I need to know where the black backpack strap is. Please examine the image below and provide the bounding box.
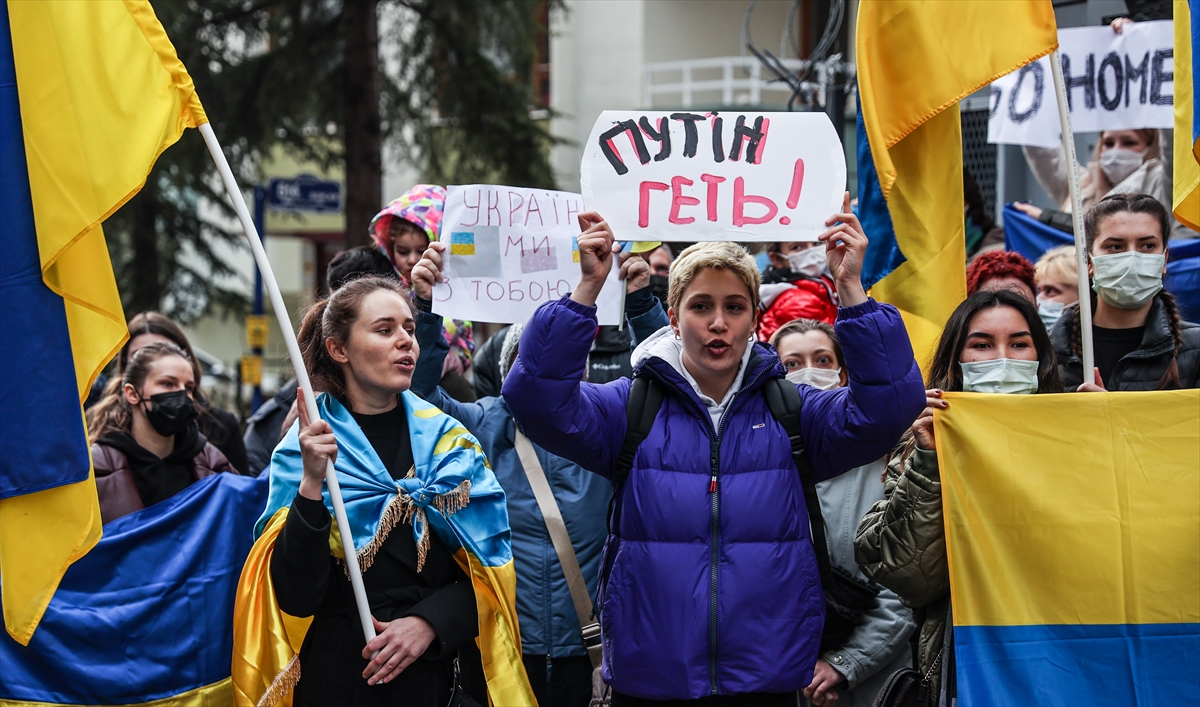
[762,377,835,589]
[614,376,664,491]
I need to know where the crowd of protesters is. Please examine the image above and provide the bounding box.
[77,90,1199,705]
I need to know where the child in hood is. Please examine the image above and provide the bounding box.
[371,185,477,402]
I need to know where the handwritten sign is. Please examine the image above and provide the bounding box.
[580,111,846,242]
[988,21,1173,148]
[432,185,623,325]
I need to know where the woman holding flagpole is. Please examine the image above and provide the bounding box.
[232,275,535,707]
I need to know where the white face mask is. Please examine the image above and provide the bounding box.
[785,246,827,279]
[1099,147,1144,185]
[1035,297,1065,332]
[1091,252,1165,309]
[959,358,1040,395]
[786,366,842,390]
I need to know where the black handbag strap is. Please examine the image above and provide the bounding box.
[761,377,836,590]
[615,376,664,491]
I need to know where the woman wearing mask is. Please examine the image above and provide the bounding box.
[1051,193,1200,390]
[235,276,532,706]
[120,312,250,474]
[1032,246,1079,332]
[854,289,1064,706]
[758,241,838,341]
[370,185,477,402]
[503,196,925,705]
[87,342,236,524]
[770,320,916,707]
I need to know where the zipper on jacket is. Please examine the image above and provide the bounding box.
[646,362,775,696]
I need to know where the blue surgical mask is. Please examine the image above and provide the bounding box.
[959,358,1040,395]
[1036,297,1065,332]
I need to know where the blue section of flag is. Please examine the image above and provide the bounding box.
[0,473,269,703]
[451,231,475,246]
[1193,0,1199,145]
[855,91,905,290]
[0,5,90,499]
[1001,202,1072,263]
[956,623,1200,707]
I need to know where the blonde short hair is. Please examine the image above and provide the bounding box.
[1034,245,1077,286]
[668,242,761,313]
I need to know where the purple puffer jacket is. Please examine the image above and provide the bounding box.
[503,295,924,700]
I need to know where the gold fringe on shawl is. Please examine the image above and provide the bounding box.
[255,655,301,707]
[337,469,473,576]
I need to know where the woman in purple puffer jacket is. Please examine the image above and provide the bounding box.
[502,197,925,706]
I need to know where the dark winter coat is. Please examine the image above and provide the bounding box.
[1051,298,1200,390]
[502,295,924,700]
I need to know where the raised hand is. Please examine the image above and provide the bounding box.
[410,242,446,301]
[819,191,869,307]
[619,251,651,294]
[571,211,620,307]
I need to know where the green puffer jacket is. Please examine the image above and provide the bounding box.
[854,447,950,702]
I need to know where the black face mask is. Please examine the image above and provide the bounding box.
[649,274,669,305]
[140,389,197,437]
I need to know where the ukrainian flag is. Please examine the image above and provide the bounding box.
[0,0,206,644]
[855,1,1057,364]
[1175,0,1200,231]
[937,392,1200,706]
[233,392,535,706]
[0,474,270,706]
[452,231,477,255]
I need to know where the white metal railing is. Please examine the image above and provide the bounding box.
[643,56,809,109]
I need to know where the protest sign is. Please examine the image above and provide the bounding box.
[988,20,1174,147]
[432,185,623,325]
[581,111,846,242]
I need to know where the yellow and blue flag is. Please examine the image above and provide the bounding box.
[233,392,536,706]
[0,0,207,644]
[0,473,270,706]
[855,1,1058,364]
[936,391,1200,706]
[1175,0,1200,231]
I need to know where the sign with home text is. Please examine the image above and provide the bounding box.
[432,185,623,325]
[581,111,846,242]
[988,21,1174,148]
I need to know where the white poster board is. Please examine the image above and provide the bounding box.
[431,185,622,325]
[581,111,846,242]
[988,20,1174,147]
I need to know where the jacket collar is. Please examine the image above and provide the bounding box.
[1053,297,1175,363]
[632,333,784,415]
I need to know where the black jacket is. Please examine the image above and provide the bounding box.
[1051,298,1200,390]
[243,379,298,475]
[271,495,482,706]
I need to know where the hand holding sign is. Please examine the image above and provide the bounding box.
[819,192,868,307]
[571,212,621,308]
[411,242,446,300]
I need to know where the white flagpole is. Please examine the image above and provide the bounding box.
[1048,49,1096,378]
[198,122,377,644]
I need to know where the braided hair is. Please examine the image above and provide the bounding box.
[1070,193,1181,389]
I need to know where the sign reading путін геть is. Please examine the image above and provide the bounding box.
[432,185,623,325]
[580,111,846,242]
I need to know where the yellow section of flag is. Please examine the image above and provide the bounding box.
[2,0,206,644]
[856,0,1058,365]
[1174,0,1199,231]
[936,391,1200,628]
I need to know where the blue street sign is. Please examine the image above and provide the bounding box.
[265,174,342,213]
